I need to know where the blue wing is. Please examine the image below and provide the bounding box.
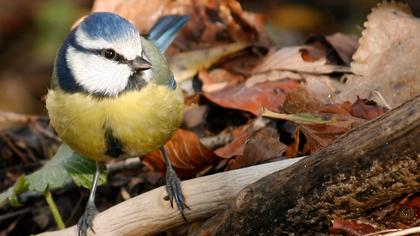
[147,15,189,52]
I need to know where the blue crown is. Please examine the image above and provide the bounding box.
[80,12,139,42]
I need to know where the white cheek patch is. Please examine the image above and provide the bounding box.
[67,46,132,96]
[75,28,142,60]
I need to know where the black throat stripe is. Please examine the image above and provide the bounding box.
[104,127,125,158]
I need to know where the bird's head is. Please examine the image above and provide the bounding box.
[55,12,153,97]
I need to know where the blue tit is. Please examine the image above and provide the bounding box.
[45,12,188,235]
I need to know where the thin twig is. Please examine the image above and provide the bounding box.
[44,189,65,230]
[0,132,30,162]
[106,157,143,174]
[0,207,32,221]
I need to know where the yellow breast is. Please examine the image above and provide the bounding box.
[46,84,184,161]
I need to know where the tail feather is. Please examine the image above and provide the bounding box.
[147,15,189,52]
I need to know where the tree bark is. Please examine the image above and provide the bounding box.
[194,95,420,236]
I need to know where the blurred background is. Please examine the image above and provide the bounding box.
[0,0,419,117]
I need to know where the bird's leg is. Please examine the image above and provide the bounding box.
[160,147,189,221]
[77,161,101,236]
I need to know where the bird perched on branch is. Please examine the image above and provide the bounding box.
[46,12,189,236]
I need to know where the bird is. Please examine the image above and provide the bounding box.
[45,12,189,235]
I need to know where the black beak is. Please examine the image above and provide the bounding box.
[129,56,152,71]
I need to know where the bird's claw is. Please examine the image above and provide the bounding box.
[77,204,98,236]
[165,167,189,222]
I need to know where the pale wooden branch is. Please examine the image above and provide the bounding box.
[36,157,304,236]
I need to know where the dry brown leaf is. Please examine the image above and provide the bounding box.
[246,70,342,107]
[244,45,348,107]
[263,101,373,153]
[330,216,378,236]
[303,74,342,104]
[305,34,358,66]
[169,42,248,82]
[319,102,353,116]
[338,1,420,107]
[349,97,387,120]
[219,46,269,77]
[199,68,244,93]
[93,0,187,34]
[225,125,286,170]
[299,45,325,62]
[325,33,358,65]
[92,0,269,52]
[225,0,269,44]
[214,123,254,159]
[252,46,351,75]
[282,85,324,114]
[404,194,420,214]
[245,70,303,88]
[284,127,301,158]
[264,92,385,154]
[298,100,375,152]
[203,80,300,116]
[143,129,221,178]
[300,120,356,152]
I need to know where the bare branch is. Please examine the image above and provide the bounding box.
[36,157,303,236]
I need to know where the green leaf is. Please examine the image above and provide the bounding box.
[63,151,106,189]
[1,144,107,208]
[0,192,7,207]
[0,176,28,207]
[26,144,72,192]
[25,143,106,191]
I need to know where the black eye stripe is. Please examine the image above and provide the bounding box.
[68,38,130,65]
[114,54,127,63]
[101,49,129,64]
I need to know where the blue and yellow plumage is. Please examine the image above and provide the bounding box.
[45,12,188,235]
[46,37,184,161]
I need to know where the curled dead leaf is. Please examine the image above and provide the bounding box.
[306,33,358,66]
[338,1,420,107]
[214,124,253,159]
[225,125,287,170]
[143,129,221,178]
[203,80,300,116]
[252,46,351,75]
[325,33,358,65]
[350,97,387,120]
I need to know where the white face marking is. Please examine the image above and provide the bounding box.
[67,46,132,96]
[67,27,147,96]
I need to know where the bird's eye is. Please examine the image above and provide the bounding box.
[102,49,116,60]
